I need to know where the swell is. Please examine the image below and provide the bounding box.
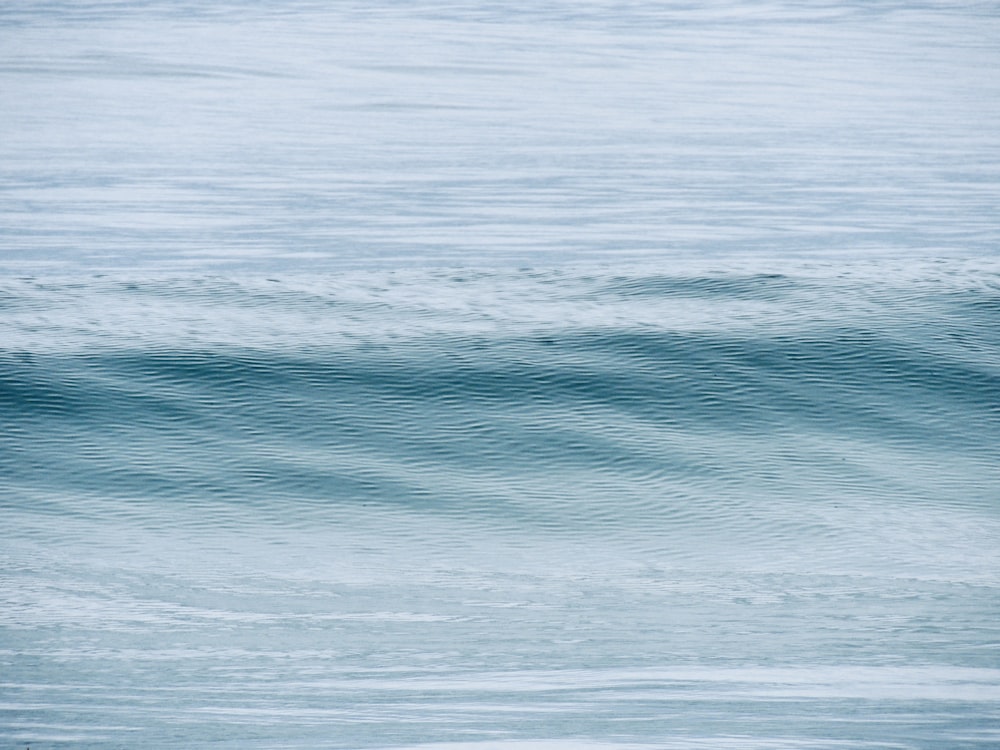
[3,286,998,530]
[2,264,999,591]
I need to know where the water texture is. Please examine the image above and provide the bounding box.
[1,1,999,270]
[2,1,1000,748]
[2,261,1000,748]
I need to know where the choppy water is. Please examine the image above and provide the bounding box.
[3,1,1000,749]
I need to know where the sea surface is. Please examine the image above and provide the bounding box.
[2,2,1000,750]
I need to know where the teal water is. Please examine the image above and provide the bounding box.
[2,260,1000,748]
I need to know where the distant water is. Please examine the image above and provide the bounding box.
[3,2,1000,750]
[1,0,999,271]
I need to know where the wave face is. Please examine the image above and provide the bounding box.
[2,259,1000,749]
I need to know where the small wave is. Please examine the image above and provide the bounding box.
[3,261,998,585]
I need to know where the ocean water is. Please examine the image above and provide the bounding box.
[3,262,1000,748]
[2,0,999,270]
[2,2,1000,750]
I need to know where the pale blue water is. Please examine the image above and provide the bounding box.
[2,0,999,270]
[2,2,1000,750]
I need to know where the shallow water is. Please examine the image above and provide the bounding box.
[2,1,1000,749]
